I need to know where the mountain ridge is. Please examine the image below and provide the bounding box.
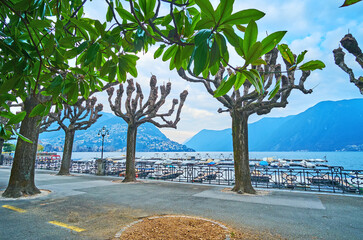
[185,99,363,152]
[40,112,194,152]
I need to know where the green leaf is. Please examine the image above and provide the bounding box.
[194,29,212,46]
[44,35,55,57]
[115,7,136,22]
[7,111,26,125]
[261,31,287,56]
[118,57,128,82]
[251,58,267,65]
[243,20,258,57]
[70,19,98,39]
[14,130,33,144]
[108,64,117,82]
[277,44,295,65]
[245,42,263,66]
[340,0,362,7]
[296,50,308,65]
[209,39,220,67]
[250,69,264,93]
[215,33,227,58]
[193,42,209,76]
[234,72,246,89]
[83,43,100,66]
[145,0,156,19]
[154,44,166,59]
[214,74,237,97]
[195,18,215,30]
[29,104,46,118]
[139,0,147,15]
[162,45,177,61]
[222,26,240,47]
[268,77,281,100]
[29,19,52,29]
[243,70,261,93]
[106,3,114,22]
[195,0,216,21]
[13,0,31,11]
[299,60,326,71]
[58,36,83,48]
[100,60,112,77]
[216,0,234,24]
[0,75,22,94]
[221,9,265,25]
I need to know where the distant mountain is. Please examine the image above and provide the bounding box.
[185,99,363,151]
[40,112,194,152]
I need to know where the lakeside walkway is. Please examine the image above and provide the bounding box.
[0,167,362,239]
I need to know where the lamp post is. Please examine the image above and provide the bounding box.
[98,126,109,160]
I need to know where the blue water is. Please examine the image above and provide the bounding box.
[64,151,363,170]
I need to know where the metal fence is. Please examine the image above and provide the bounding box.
[2,159,362,194]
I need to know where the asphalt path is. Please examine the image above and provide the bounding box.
[0,167,362,240]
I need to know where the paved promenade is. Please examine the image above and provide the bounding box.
[0,167,362,239]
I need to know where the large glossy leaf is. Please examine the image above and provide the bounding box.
[29,104,46,117]
[243,20,258,57]
[195,0,216,21]
[7,111,26,125]
[234,72,246,89]
[209,39,220,67]
[116,7,136,22]
[222,26,240,47]
[299,60,326,71]
[162,45,177,61]
[216,0,234,24]
[243,70,261,93]
[83,43,100,66]
[193,42,209,76]
[214,74,236,97]
[261,31,287,56]
[194,29,212,46]
[245,42,263,66]
[195,18,215,30]
[221,9,265,25]
[154,44,166,59]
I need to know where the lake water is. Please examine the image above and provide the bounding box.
[62,151,363,170]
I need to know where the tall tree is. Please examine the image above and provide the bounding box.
[107,76,188,182]
[178,45,323,193]
[333,34,363,94]
[2,95,45,197]
[42,97,103,175]
[0,0,139,197]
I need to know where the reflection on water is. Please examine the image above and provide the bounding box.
[61,151,363,170]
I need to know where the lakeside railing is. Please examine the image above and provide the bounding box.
[1,158,362,195]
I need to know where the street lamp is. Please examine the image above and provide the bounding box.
[98,126,110,160]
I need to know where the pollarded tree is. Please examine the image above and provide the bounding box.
[41,97,103,175]
[333,34,363,94]
[107,76,188,182]
[178,45,324,194]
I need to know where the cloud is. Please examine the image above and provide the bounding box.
[84,1,363,143]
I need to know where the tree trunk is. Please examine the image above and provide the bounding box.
[0,138,4,165]
[2,96,41,198]
[57,129,75,175]
[231,110,256,194]
[123,124,137,182]
[0,138,4,155]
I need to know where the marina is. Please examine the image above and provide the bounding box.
[1,152,362,195]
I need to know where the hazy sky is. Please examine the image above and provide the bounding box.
[84,0,363,143]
